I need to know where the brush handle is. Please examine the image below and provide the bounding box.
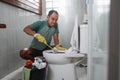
[44,43,53,50]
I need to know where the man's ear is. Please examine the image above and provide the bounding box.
[47,16,49,21]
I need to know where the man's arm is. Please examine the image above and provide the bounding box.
[53,33,59,46]
[23,26,47,44]
[53,33,67,50]
[23,26,36,36]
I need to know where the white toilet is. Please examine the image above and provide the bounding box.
[43,50,85,80]
[43,24,88,80]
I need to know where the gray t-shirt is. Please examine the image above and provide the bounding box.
[29,20,59,50]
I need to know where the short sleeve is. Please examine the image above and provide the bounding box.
[29,21,42,32]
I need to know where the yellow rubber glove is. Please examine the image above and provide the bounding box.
[34,33,47,44]
[55,45,67,50]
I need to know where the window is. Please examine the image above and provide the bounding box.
[0,0,42,15]
[46,0,65,15]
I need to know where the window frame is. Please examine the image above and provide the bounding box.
[0,0,42,15]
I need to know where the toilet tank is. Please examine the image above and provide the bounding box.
[80,24,88,53]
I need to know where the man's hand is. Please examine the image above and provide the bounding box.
[55,45,67,50]
[34,33,47,44]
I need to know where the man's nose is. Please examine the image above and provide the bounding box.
[53,20,57,23]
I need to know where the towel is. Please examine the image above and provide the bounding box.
[65,15,79,54]
[70,15,79,50]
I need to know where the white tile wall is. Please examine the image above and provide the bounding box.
[0,2,40,79]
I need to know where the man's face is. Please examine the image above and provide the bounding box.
[47,12,58,27]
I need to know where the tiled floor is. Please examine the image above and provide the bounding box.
[1,66,87,80]
[76,66,87,80]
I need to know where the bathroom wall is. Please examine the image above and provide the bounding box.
[0,0,85,78]
[0,1,46,78]
[51,0,86,48]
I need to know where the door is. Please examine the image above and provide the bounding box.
[87,0,119,80]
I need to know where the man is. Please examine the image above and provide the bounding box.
[20,10,66,61]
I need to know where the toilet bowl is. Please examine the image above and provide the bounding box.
[43,50,85,80]
[43,50,85,64]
